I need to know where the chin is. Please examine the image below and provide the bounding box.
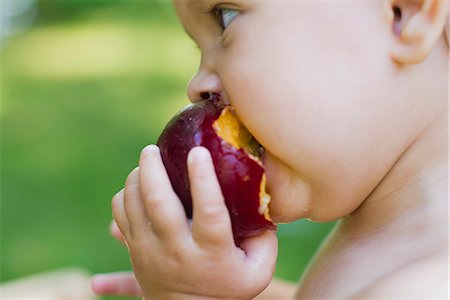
[268,200,310,224]
[262,151,311,224]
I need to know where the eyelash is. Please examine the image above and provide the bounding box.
[209,6,239,31]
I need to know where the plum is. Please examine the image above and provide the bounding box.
[157,96,276,243]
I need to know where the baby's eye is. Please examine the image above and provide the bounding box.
[214,8,239,30]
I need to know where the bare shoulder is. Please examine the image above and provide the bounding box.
[353,250,448,299]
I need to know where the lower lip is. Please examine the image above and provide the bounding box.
[261,149,268,165]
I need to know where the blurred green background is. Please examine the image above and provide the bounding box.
[1,1,335,298]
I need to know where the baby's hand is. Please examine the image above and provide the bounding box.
[90,221,143,297]
[112,145,278,300]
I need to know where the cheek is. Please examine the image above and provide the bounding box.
[218,4,415,222]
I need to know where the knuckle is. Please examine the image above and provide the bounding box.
[144,180,175,204]
[193,167,216,184]
[199,204,226,224]
[167,245,186,265]
[124,186,140,203]
[128,237,150,254]
[144,188,166,209]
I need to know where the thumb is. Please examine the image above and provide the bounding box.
[240,229,278,264]
[90,272,143,297]
[240,229,278,277]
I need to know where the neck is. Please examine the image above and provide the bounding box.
[341,109,448,255]
[296,109,448,299]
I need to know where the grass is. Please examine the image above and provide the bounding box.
[1,2,335,298]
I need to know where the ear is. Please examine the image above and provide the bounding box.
[389,0,450,64]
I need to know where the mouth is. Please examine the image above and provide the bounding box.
[208,92,231,105]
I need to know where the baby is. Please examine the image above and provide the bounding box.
[91,0,449,299]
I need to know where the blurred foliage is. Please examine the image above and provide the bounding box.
[35,0,174,24]
[1,1,335,299]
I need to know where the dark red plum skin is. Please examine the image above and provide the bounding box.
[157,98,276,242]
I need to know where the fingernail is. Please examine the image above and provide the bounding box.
[141,144,159,157]
[91,275,115,294]
[188,146,210,165]
[109,220,120,234]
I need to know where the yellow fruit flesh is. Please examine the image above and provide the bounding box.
[213,106,272,221]
[212,106,251,150]
[259,174,272,221]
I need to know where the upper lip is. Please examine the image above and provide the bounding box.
[207,92,230,105]
[220,92,231,105]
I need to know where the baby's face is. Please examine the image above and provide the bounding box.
[173,1,446,223]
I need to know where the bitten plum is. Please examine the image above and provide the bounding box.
[157,97,276,243]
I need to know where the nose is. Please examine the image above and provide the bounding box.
[187,68,223,103]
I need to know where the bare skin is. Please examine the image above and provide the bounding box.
[297,110,448,299]
[91,0,449,299]
[92,115,449,298]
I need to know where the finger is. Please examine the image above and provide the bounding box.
[110,220,126,246]
[239,230,278,283]
[124,167,152,238]
[188,146,234,249]
[111,188,130,238]
[139,145,189,241]
[90,272,143,297]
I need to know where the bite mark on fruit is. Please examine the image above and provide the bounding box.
[157,98,276,242]
[212,106,262,159]
[213,105,272,222]
[259,174,272,221]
